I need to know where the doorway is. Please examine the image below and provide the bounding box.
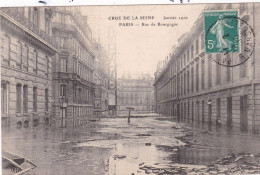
[227,97,232,128]
[208,103,212,125]
[240,95,248,131]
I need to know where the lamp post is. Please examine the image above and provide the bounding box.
[126,107,134,123]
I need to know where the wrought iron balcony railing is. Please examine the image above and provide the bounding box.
[0,8,58,49]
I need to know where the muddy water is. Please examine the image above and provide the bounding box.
[2,117,260,175]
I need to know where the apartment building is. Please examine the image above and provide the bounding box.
[154,3,260,133]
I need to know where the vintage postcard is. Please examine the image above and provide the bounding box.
[1,2,260,175]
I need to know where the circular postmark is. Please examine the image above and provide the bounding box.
[206,16,255,67]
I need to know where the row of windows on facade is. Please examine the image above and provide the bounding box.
[158,20,249,87]
[119,93,152,99]
[1,82,49,114]
[59,35,94,69]
[60,58,93,82]
[55,11,92,43]
[1,35,50,76]
[16,7,51,35]
[158,33,204,81]
[156,53,247,102]
[119,87,153,92]
[119,99,151,105]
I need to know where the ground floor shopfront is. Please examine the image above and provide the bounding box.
[156,82,260,133]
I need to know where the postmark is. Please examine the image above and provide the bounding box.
[204,10,255,67]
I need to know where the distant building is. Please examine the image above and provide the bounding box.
[93,43,109,116]
[117,74,154,115]
[1,7,58,129]
[154,3,260,133]
[51,7,95,127]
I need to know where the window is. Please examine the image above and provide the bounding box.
[187,50,189,62]
[216,54,221,85]
[201,33,204,49]
[46,56,49,77]
[226,53,231,82]
[74,85,78,102]
[201,59,205,89]
[202,101,205,123]
[191,67,194,93]
[33,8,39,26]
[33,87,37,112]
[1,81,9,114]
[45,9,51,35]
[45,89,49,111]
[196,62,199,91]
[23,45,29,71]
[60,84,67,97]
[184,72,186,95]
[196,39,199,55]
[191,45,194,59]
[208,55,212,88]
[73,59,77,73]
[33,50,38,74]
[217,98,221,122]
[1,34,10,65]
[240,32,247,78]
[16,84,22,113]
[60,58,67,72]
[17,42,22,69]
[23,85,28,113]
[187,70,190,94]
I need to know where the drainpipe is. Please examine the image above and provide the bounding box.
[252,4,256,133]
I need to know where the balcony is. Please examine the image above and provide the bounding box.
[0,8,58,49]
[57,72,70,79]
[72,73,81,81]
[73,99,90,105]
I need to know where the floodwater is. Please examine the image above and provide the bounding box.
[2,116,260,175]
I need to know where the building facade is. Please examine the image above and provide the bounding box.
[117,74,154,115]
[1,7,58,129]
[93,43,109,116]
[51,7,95,127]
[154,3,260,133]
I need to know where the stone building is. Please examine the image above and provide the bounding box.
[93,43,109,116]
[51,7,95,127]
[154,3,260,133]
[117,74,154,115]
[1,7,58,129]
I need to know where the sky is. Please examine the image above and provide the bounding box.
[81,5,206,78]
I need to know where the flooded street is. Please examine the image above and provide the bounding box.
[2,116,260,175]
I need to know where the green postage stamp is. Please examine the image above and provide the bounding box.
[204,10,239,54]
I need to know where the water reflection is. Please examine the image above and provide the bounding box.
[2,117,260,175]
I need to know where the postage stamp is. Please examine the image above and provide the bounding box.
[204,10,239,54]
[204,10,255,67]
